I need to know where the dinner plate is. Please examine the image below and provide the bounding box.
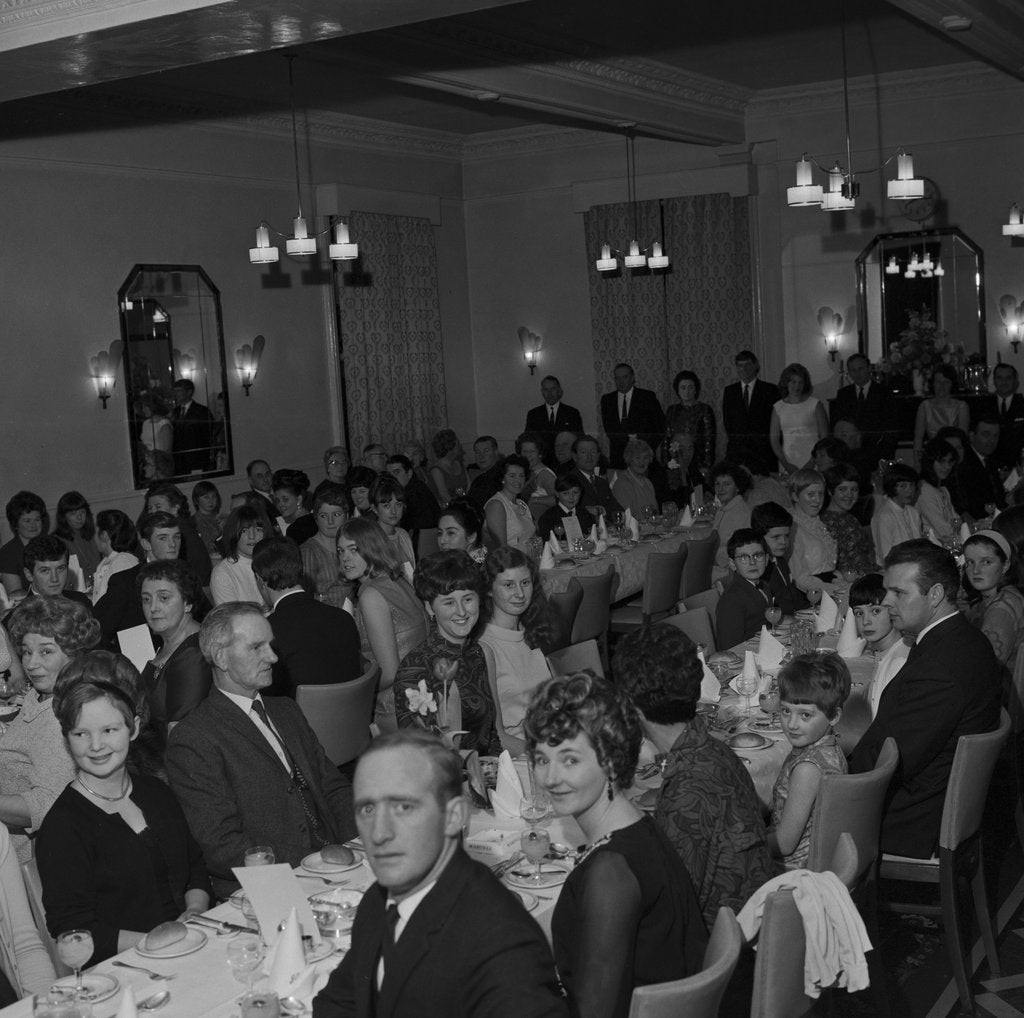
[511,888,539,912]
[506,860,571,890]
[136,927,208,958]
[751,716,783,733]
[301,848,366,874]
[305,940,336,963]
[52,973,119,1003]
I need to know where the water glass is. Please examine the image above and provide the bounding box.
[244,846,275,866]
[32,990,85,1018]
[227,935,266,993]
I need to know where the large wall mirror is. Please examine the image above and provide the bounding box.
[855,227,986,366]
[118,265,232,489]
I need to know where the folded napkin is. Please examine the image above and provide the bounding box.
[268,906,313,998]
[1005,468,1020,494]
[546,531,561,556]
[597,514,609,541]
[539,545,556,570]
[594,539,608,555]
[697,651,720,702]
[729,650,769,701]
[489,750,526,820]
[959,521,973,546]
[116,986,138,1018]
[835,607,867,658]
[926,527,943,547]
[680,505,694,527]
[588,524,599,545]
[624,508,640,541]
[464,751,487,806]
[756,626,787,669]
[815,590,839,633]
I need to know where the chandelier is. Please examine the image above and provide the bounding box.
[248,57,358,266]
[595,130,669,273]
[884,250,945,279]
[787,2,925,213]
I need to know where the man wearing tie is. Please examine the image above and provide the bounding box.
[171,378,215,475]
[166,602,355,898]
[721,350,776,468]
[599,363,665,469]
[829,353,898,460]
[980,363,1024,471]
[955,415,1005,520]
[312,730,566,1018]
[524,376,583,461]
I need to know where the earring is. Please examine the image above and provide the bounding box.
[606,779,614,802]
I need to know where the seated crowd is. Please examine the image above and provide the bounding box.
[0,353,1016,1015]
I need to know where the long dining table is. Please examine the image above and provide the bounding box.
[539,525,715,599]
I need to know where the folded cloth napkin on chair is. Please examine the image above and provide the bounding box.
[697,651,720,702]
[489,750,526,820]
[815,591,839,633]
[737,869,872,997]
[679,506,694,528]
[835,609,866,658]
[756,626,787,669]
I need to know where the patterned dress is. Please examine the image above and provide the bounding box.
[664,402,716,472]
[822,508,878,577]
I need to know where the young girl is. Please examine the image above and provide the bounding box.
[849,573,909,717]
[768,653,850,869]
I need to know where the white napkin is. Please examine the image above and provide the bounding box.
[539,545,555,570]
[67,554,88,593]
[815,590,839,633]
[624,508,640,541]
[546,531,561,556]
[116,987,138,1018]
[1005,468,1020,494]
[268,906,312,998]
[729,651,769,701]
[680,505,694,527]
[959,521,973,546]
[597,514,609,541]
[588,524,599,544]
[836,608,867,658]
[402,561,415,584]
[926,527,943,547]
[594,539,608,555]
[756,626,787,669]
[697,651,720,702]
[489,750,525,819]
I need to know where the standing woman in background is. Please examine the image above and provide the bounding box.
[769,363,828,475]
[664,371,716,476]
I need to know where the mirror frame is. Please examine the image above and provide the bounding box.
[117,264,233,490]
[855,227,986,365]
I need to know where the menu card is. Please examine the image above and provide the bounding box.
[233,862,322,947]
[117,625,155,673]
[562,515,584,548]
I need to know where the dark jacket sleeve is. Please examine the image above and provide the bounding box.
[163,642,213,723]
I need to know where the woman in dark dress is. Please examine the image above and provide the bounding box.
[525,673,707,1018]
[138,560,212,732]
[36,652,210,964]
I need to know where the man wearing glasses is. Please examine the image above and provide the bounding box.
[715,529,773,647]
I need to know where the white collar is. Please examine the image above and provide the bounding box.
[220,688,265,714]
[915,608,958,644]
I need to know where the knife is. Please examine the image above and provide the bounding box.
[188,915,257,935]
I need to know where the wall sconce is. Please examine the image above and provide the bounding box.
[817,307,844,362]
[89,341,123,409]
[999,295,1023,354]
[517,326,543,374]
[235,334,266,396]
[173,348,198,381]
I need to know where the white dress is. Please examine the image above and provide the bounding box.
[774,398,821,470]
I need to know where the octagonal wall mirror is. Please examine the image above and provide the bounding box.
[855,227,986,366]
[118,265,233,489]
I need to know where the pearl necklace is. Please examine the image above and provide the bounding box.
[77,773,131,803]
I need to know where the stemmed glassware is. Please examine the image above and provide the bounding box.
[735,667,760,712]
[226,935,266,997]
[764,599,782,637]
[518,789,554,885]
[806,588,822,612]
[758,679,782,725]
[56,930,94,1000]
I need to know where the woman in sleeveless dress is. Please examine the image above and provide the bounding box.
[769,363,828,475]
[484,455,537,550]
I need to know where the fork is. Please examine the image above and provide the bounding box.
[111,960,175,980]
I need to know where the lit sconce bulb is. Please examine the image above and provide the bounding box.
[285,216,317,256]
[624,241,647,268]
[887,150,924,199]
[1004,204,1024,237]
[647,242,669,269]
[885,257,900,275]
[595,243,618,272]
[249,225,279,264]
[328,221,359,261]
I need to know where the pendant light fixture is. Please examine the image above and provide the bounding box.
[595,130,670,273]
[248,57,358,266]
[1003,203,1024,238]
[787,0,925,213]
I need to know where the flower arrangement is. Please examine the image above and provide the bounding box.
[886,303,962,378]
[404,655,466,748]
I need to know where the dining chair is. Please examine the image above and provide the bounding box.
[546,639,604,678]
[21,857,71,976]
[295,664,380,767]
[658,606,716,653]
[627,906,742,1018]
[683,587,720,635]
[547,581,584,652]
[879,708,1011,1016]
[679,532,719,601]
[415,526,440,561]
[750,834,859,1018]
[609,548,688,633]
[1009,645,1024,850]
[569,565,618,671]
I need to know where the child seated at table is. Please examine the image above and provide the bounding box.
[849,572,909,718]
[768,652,849,869]
[751,501,807,615]
[716,529,772,648]
[537,475,596,541]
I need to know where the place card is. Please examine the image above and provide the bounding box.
[562,515,584,548]
[233,862,322,947]
[116,625,155,673]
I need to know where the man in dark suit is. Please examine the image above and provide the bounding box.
[829,353,898,460]
[467,436,506,509]
[171,378,215,475]
[386,455,440,534]
[564,435,622,517]
[721,350,777,469]
[1,536,94,627]
[979,363,1024,471]
[848,540,1000,858]
[599,363,665,468]
[246,459,276,510]
[253,536,362,697]
[955,415,1005,520]
[524,375,584,462]
[312,730,566,1018]
[166,603,355,898]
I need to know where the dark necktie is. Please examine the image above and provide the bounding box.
[549,407,555,425]
[1002,398,1010,418]
[857,387,866,406]
[620,394,629,423]
[380,903,400,986]
[743,384,750,410]
[250,700,328,850]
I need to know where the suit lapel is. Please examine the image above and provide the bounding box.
[209,690,288,770]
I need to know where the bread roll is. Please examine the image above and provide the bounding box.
[729,732,767,749]
[143,921,188,951]
[320,844,355,866]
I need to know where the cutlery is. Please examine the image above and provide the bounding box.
[510,866,565,878]
[303,875,352,886]
[139,989,171,1011]
[187,915,256,935]
[491,852,523,879]
[111,961,174,981]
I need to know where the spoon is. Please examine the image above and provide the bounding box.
[139,990,171,1011]
[279,996,309,1015]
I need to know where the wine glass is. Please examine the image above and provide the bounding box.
[806,588,822,612]
[759,679,782,725]
[519,791,553,828]
[56,930,94,998]
[519,827,552,885]
[735,668,760,712]
[0,678,14,707]
[764,600,782,637]
[226,935,266,996]
[243,845,275,866]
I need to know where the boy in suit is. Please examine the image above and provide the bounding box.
[536,476,596,541]
[716,529,772,648]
